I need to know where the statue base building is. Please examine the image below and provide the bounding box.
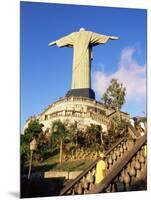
[24,96,130,133]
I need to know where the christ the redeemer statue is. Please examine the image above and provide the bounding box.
[49,28,118,99]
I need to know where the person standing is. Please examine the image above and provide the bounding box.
[95,153,106,184]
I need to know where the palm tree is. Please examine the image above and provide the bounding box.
[95,124,104,145]
[51,120,69,164]
[68,121,79,147]
[84,124,103,149]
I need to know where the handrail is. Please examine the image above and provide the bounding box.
[59,136,125,195]
[88,134,147,194]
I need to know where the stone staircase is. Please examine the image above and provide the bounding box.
[59,133,147,195]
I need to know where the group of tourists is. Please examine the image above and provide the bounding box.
[130,118,146,137]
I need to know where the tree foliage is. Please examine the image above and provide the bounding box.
[84,124,103,149]
[21,116,129,168]
[51,120,69,163]
[66,122,104,150]
[102,78,126,110]
[20,137,30,166]
[23,120,44,143]
[104,114,128,149]
[21,120,46,165]
[68,121,80,147]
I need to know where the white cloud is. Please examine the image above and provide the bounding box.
[92,47,146,103]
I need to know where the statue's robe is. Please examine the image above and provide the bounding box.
[55,30,110,89]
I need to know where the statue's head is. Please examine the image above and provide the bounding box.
[79,27,85,31]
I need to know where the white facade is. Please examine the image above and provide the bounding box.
[24,96,130,134]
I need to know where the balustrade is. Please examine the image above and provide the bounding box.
[88,135,147,194]
[103,142,147,192]
[47,109,109,126]
[60,135,147,195]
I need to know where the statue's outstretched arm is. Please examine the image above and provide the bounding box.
[91,32,119,46]
[109,36,119,40]
[48,33,75,48]
[48,41,56,46]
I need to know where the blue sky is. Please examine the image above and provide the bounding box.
[20,1,147,130]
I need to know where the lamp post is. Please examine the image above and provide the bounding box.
[28,138,37,180]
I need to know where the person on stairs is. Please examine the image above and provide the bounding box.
[95,152,106,184]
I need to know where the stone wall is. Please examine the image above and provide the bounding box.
[44,171,82,180]
[23,96,130,134]
[38,97,112,131]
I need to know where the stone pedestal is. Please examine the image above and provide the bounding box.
[66,88,95,99]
